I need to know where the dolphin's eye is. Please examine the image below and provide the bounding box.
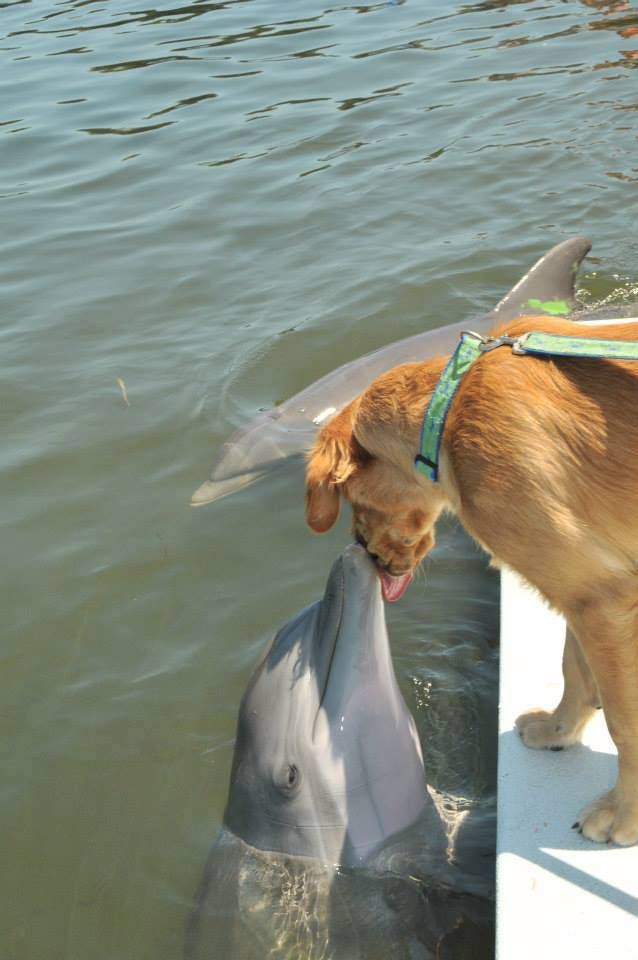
[273,763,302,795]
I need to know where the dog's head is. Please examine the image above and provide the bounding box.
[305,377,447,592]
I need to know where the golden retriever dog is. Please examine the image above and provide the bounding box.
[305,315,638,846]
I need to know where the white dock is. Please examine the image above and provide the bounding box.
[496,570,638,959]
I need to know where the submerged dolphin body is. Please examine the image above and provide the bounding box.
[192,236,593,506]
[186,544,493,959]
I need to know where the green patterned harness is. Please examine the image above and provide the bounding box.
[415,328,638,483]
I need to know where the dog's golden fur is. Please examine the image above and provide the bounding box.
[305,315,638,845]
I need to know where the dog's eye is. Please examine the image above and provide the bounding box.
[389,528,416,547]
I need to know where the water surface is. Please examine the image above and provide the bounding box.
[2,0,637,957]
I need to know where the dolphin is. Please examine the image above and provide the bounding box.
[186,544,494,959]
[192,236,594,506]
[225,542,431,865]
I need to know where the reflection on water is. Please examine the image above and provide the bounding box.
[1,0,637,957]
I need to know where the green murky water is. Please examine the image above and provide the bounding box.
[2,1,637,956]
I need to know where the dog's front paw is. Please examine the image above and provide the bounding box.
[515,709,582,750]
[575,790,638,846]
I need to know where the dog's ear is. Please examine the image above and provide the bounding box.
[305,403,360,533]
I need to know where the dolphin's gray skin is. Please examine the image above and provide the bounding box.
[192,236,593,506]
[225,543,431,866]
[186,543,494,959]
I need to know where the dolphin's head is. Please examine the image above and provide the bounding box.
[224,544,428,866]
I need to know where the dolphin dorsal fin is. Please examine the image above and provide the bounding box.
[490,236,591,322]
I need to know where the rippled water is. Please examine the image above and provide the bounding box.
[2,0,637,957]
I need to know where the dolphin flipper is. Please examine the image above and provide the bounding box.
[192,237,593,506]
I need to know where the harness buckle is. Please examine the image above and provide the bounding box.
[461,329,488,343]
[511,332,530,355]
[477,334,518,353]
[460,330,531,354]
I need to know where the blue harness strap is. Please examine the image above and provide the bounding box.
[415,327,638,483]
[512,330,638,361]
[415,333,483,482]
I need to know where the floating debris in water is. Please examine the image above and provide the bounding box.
[116,377,130,406]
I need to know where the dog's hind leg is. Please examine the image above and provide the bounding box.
[568,591,638,846]
[516,628,600,751]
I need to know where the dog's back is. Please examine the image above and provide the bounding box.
[446,315,638,606]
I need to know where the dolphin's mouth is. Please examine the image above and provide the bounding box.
[314,559,345,711]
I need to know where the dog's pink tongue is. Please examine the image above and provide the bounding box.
[379,570,413,603]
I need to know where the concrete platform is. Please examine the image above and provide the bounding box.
[496,570,638,959]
